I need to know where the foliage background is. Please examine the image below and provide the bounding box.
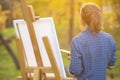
[0,0,120,80]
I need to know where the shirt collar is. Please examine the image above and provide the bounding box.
[84,27,91,33]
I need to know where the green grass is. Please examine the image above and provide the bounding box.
[0,28,20,80]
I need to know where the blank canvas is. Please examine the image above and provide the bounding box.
[13,17,66,78]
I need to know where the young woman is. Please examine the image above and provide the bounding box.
[69,3,117,80]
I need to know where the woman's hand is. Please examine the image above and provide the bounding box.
[67,53,71,60]
[107,66,114,70]
[60,49,71,60]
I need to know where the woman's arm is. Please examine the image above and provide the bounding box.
[108,36,117,69]
[69,39,83,76]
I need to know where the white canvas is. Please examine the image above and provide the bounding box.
[13,20,37,67]
[13,17,66,78]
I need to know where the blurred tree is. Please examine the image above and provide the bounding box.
[69,0,74,43]
[0,1,20,69]
[0,5,9,32]
[0,0,22,28]
[0,0,13,28]
[111,0,120,23]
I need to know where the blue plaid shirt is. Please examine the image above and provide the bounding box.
[69,28,117,80]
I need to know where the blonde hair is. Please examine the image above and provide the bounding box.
[80,3,103,33]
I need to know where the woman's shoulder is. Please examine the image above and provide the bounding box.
[100,31,114,39]
[101,32,116,50]
[71,33,86,44]
[100,31,116,45]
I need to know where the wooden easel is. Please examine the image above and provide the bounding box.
[16,0,74,80]
[16,0,44,79]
